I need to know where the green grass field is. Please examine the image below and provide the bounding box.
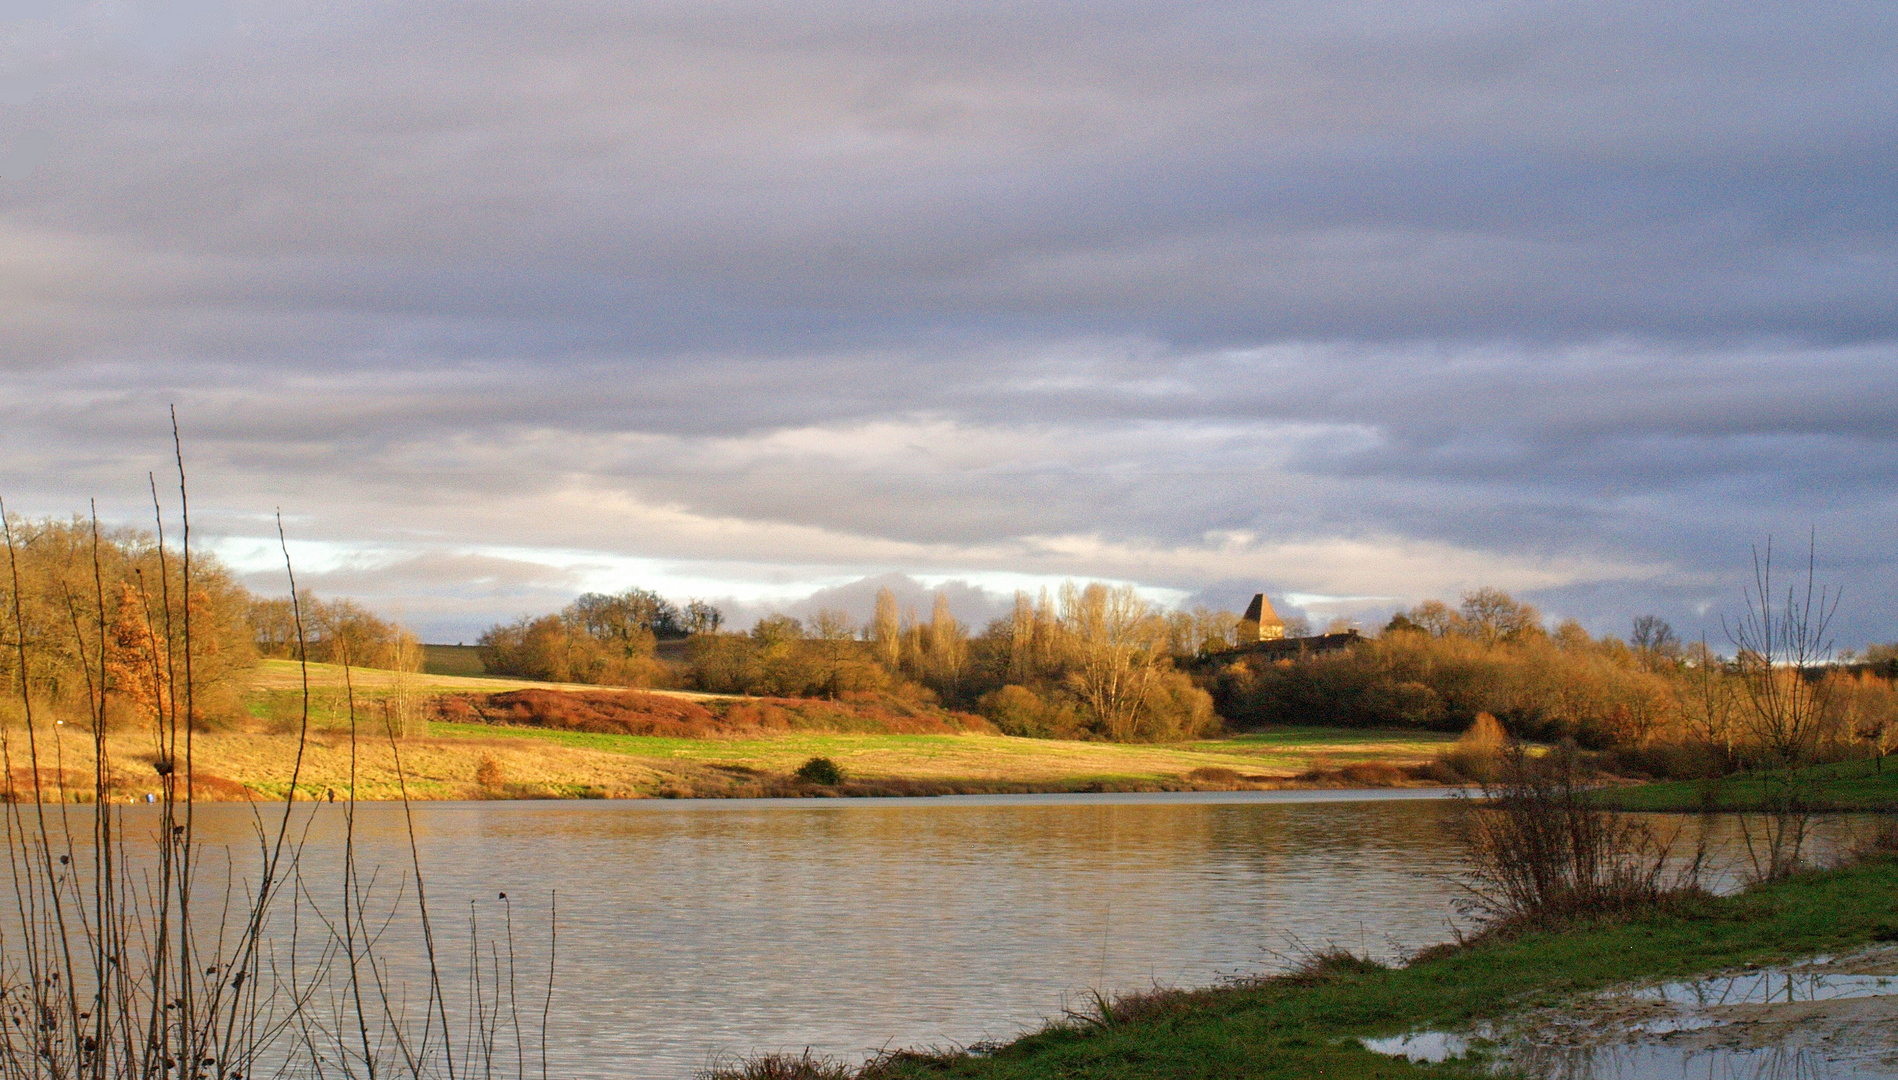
[421,643,488,677]
[1595,757,1898,813]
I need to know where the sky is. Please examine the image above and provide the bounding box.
[1,0,1894,646]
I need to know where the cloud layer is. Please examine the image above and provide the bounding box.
[2,0,1894,644]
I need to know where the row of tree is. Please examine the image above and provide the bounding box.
[685,583,1220,742]
[250,593,421,671]
[1212,587,1898,771]
[14,512,1891,761]
[476,589,720,685]
[0,518,255,721]
[477,582,1223,742]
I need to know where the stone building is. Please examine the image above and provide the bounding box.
[1236,593,1287,643]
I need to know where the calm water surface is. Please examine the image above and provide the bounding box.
[67,792,1884,1079]
[176,790,1465,1078]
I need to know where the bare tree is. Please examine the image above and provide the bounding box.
[1724,534,1840,769]
[1683,637,1740,761]
[1723,533,1839,881]
[1061,583,1165,741]
[812,608,855,699]
[1458,588,1542,645]
[870,587,901,670]
[919,592,969,698]
[1630,615,1682,672]
[684,598,723,634]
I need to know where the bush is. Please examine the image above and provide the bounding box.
[475,754,505,792]
[979,684,1050,736]
[1438,712,1507,781]
[1452,743,1700,932]
[1136,669,1220,741]
[795,756,843,785]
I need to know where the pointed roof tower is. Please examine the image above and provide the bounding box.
[1239,593,1287,642]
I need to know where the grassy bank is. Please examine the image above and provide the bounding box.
[1593,757,1898,813]
[753,855,1898,1080]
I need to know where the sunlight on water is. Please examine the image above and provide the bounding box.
[179,791,1466,1079]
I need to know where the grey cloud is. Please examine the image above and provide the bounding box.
[720,573,1017,634]
[0,0,1894,646]
[3,0,1895,355]
[0,130,50,178]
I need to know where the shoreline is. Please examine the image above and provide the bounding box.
[718,853,1898,1079]
[8,773,1461,804]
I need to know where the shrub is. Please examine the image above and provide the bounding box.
[1452,743,1700,932]
[795,756,843,785]
[475,754,505,792]
[979,684,1050,736]
[1136,669,1220,741]
[1278,946,1388,986]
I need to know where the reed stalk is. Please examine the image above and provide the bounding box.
[0,427,554,1080]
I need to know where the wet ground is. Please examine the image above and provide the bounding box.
[1363,946,1898,1078]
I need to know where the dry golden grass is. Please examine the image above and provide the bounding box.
[249,658,732,700]
[6,719,676,802]
[7,721,1453,803]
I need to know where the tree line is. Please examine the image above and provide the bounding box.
[2,518,423,726]
[13,511,1894,762]
[479,581,1225,742]
[1210,585,1898,774]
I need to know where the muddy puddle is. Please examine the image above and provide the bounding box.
[1360,947,1898,1078]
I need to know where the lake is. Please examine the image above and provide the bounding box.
[168,789,1460,1078]
[72,791,1872,1079]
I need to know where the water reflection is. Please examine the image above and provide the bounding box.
[1632,969,1898,1008]
[1361,945,1898,1080]
[178,793,1469,1079]
[1508,1043,1888,1080]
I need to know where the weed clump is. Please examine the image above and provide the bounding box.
[1277,946,1388,986]
[795,756,843,785]
[700,1049,856,1080]
[1849,816,1898,863]
[1062,985,1207,1030]
[699,1047,969,1080]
